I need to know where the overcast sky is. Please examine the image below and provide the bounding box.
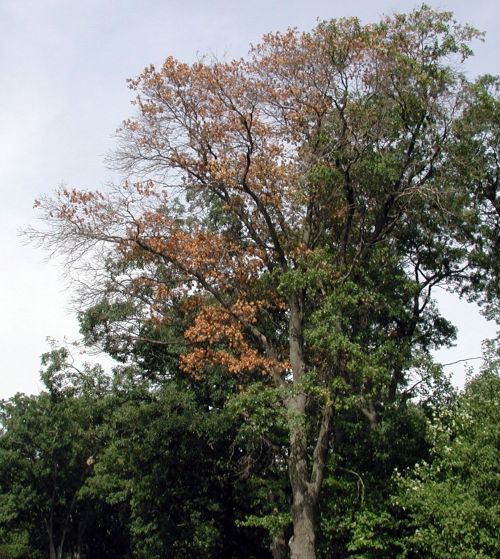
[0,0,498,398]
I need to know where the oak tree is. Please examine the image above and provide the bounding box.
[29,7,497,557]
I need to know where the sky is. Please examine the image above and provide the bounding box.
[0,0,498,398]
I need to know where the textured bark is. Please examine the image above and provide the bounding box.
[288,397,317,559]
[271,531,289,559]
[289,499,316,559]
[287,396,333,559]
[286,293,333,559]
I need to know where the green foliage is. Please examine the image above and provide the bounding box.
[0,350,121,558]
[84,369,272,558]
[228,383,290,539]
[349,353,500,559]
[450,75,500,321]
[0,528,35,559]
[317,400,431,558]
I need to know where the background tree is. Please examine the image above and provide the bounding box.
[28,6,496,557]
[86,363,272,559]
[350,345,500,559]
[0,349,110,559]
[449,75,500,322]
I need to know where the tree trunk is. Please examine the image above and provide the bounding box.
[289,496,316,559]
[288,401,317,559]
[287,294,317,559]
[49,538,57,559]
[46,518,57,559]
[286,293,333,559]
[271,530,289,559]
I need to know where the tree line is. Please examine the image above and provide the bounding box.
[1,344,498,558]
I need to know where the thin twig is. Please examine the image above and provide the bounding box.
[441,356,482,367]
